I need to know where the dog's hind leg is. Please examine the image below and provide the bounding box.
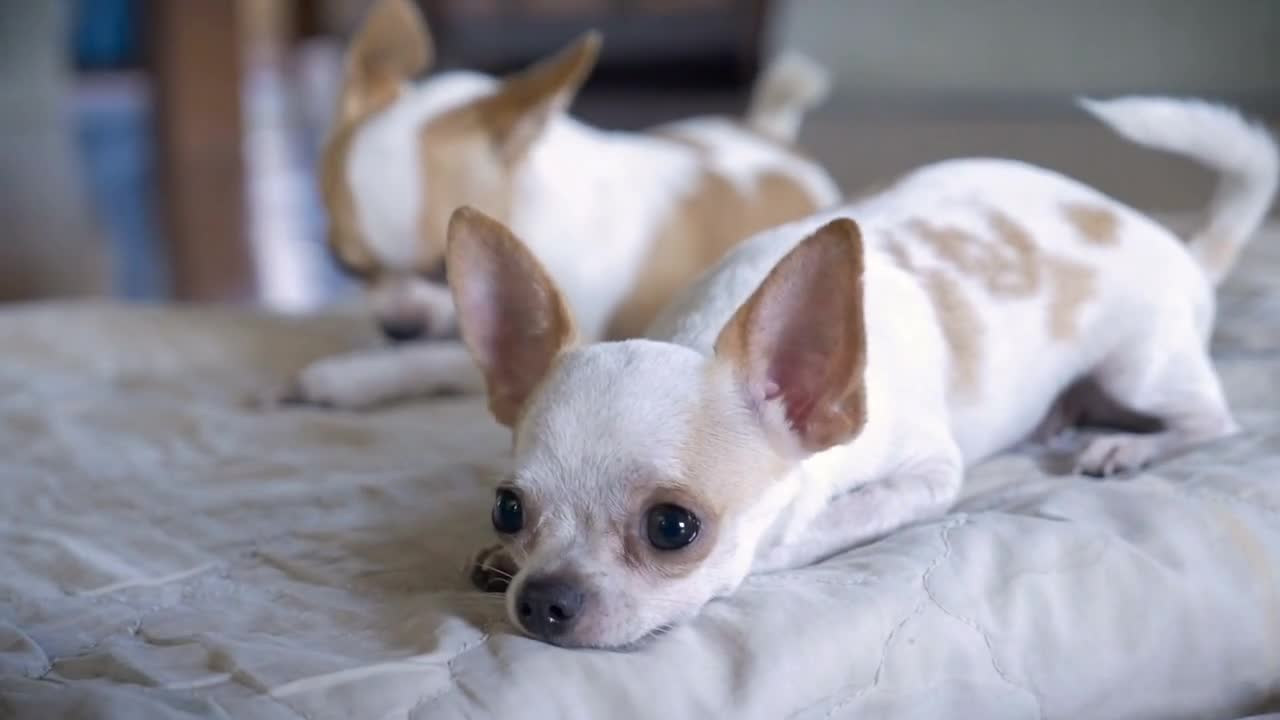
[1075,321,1237,477]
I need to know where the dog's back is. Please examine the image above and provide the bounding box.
[651,97,1278,467]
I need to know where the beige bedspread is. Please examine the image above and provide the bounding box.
[2,226,1279,719]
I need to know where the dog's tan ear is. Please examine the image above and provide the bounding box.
[477,31,601,163]
[715,218,868,453]
[447,207,577,427]
[337,0,433,124]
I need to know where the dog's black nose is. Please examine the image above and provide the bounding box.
[516,577,584,640]
[379,318,425,343]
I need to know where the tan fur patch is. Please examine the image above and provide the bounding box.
[921,270,985,395]
[1062,203,1120,246]
[883,232,918,272]
[405,34,599,275]
[323,104,516,279]
[905,219,979,271]
[336,0,432,127]
[320,124,381,277]
[980,211,1042,295]
[1044,256,1096,341]
[605,140,821,340]
[885,230,984,395]
[418,110,514,269]
[906,211,1040,297]
[898,207,1100,390]
[471,32,600,164]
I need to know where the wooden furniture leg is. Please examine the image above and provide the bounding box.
[148,0,255,302]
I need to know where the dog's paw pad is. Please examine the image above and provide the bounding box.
[1076,433,1157,478]
[469,545,518,594]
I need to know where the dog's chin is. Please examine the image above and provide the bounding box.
[506,613,684,652]
[599,623,678,653]
[522,626,676,652]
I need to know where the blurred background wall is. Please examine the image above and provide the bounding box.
[0,1,110,301]
[0,0,1276,308]
[778,0,1278,100]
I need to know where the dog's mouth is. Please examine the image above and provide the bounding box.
[513,621,678,652]
[505,590,702,651]
[601,622,677,653]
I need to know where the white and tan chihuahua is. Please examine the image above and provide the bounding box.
[287,0,840,408]
[453,97,1277,649]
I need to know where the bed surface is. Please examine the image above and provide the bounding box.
[2,226,1279,719]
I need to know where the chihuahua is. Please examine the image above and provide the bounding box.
[286,0,840,408]
[454,96,1277,648]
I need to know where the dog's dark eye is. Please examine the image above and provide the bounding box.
[646,504,700,551]
[492,489,524,534]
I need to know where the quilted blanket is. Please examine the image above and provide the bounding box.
[1,224,1278,719]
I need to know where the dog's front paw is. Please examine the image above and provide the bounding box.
[1076,432,1158,477]
[277,355,386,410]
[469,544,519,594]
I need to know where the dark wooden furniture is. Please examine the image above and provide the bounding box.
[147,0,254,303]
[422,0,771,84]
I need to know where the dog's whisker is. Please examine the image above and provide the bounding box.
[479,567,515,580]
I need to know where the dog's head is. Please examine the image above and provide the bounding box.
[321,0,600,343]
[447,207,868,648]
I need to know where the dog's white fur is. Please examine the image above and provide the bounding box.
[453,97,1277,648]
[347,73,496,273]
[287,1,839,408]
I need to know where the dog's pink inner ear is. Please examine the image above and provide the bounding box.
[715,218,868,453]
[339,0,434,123]
[478,31,601,163]
[447,207,576,427]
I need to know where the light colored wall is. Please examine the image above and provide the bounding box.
[0,0,109,299]
[773,0,1279,103]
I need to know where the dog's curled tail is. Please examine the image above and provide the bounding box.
[745,52,832,144]
[1080,96,1279,286]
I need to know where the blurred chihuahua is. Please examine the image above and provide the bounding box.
[286,0,840,408]
[457,97,1277,648]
